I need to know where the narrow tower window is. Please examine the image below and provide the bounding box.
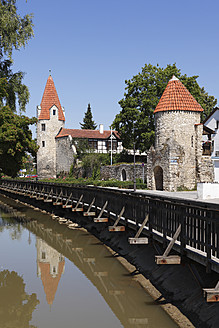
[41,123,45,131]
[53,109,56,115]
[191,135,193,147]
[42,141,45,147]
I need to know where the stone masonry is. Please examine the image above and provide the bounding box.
[147,76,214,191]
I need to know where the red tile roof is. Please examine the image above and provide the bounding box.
[154,76,203,114]
[39,75,65,121]
[56,128,120,139]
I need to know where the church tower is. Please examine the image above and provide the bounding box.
[37,74,65,178]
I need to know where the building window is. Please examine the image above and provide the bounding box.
[41,251,46,260]
[53,109,56,115]
[88,139,98,149]
[41,123,45,131]
[191,135,193,147]
[216,121,219,130]
[53,267,56,274]
[42,141,45,147]
[106,140,118,151]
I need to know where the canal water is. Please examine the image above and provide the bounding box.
[0,198,178,328]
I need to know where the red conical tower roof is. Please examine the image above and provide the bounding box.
[154,76,203,114]
[39,261,65,305]
[39,75,65,121]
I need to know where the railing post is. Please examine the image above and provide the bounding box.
[180,205,186,257]
[206,219,212,273]
[148,200,153,242]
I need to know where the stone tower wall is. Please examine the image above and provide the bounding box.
[56,136,75,175]
[155,111,200,151]
[37,105,65,178]
[152,110,202,190]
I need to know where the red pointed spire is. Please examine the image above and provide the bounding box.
[154,75,203,114]
[39,75,65,121]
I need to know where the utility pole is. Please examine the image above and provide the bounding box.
[133,122,136,192]
[110,126,113,166]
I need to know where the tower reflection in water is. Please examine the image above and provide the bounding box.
[36,238,65,305]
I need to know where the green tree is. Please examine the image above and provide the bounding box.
[80,103,97,130]
[0,0,34,112]
[0,106,38,177]
[0,1,36,177]
[112,63,217,152]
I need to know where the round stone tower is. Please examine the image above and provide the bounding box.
[147,75,205,191]
[37,74,65,178]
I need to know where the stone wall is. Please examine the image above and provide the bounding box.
[147,110,214,191]
[56,136,75,175]
[37,105,64,179]
[100,164,147,182]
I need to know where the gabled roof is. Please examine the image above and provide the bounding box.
[55,128,120,139]
[203,107,219,124]
[39,75,65,121]
[154,75,203,114]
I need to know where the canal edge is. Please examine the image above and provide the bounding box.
[105,245,195,328]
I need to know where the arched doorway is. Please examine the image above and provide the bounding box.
[121,169,127,181]
[154,166,163,190]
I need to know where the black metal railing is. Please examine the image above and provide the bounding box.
[0,179,218,272]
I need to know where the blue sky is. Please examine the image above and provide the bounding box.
[13,0,219,134]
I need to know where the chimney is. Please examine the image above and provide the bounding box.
[99,124,104,134]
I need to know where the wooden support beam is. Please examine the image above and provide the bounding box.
[72,194,83,212]
[36,187,45,200]
[129,214,149,244]
[83,198,96,216]
[203,282,219,302]
[62,193,73,208]
[53,190,63,206]
[53,190,63,205]
[44,189,53,202]
[155,224,181,264]
[108,206,125,232]
[94,201,108,223]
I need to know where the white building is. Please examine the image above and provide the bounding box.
[203,107,219,182]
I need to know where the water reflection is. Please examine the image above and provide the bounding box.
[0,197,178,328]
[0,270,39,328]
[37,238,65,305]
[25,216,177,328]
[0,211,24,240]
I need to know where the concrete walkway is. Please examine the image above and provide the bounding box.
[134,189,219,205]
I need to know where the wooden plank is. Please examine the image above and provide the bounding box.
[108,226,125,232]
[53,202,63,206]
[72,207,83,212]
[94,272,108,277]
[128,318,148,325]
[94,218,108,223]
[62,204,73,208]
[83,211,95,216]
[155,255,181,264]
[129,237,148,244]
[203,281,219,302]
[109,290,125,296]
[83,257,95,263]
